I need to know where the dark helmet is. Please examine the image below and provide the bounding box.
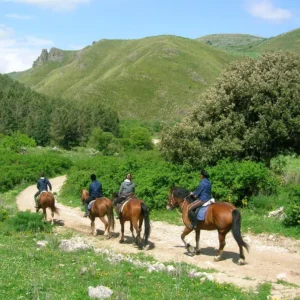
[200,170,209,178]
[91,174,96,181]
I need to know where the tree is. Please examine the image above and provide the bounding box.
[161,52,300,167]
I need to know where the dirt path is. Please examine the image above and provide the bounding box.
[17,176,300,295]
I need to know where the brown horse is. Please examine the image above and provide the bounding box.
[167,187,249,264]
[113,193,150,249]
[81,190,115,238]
[36,191,59,224]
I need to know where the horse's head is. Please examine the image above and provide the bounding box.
[167,187,190,210]
[112,192,119,201]
[167,190,178,210]
[81,189,89,203]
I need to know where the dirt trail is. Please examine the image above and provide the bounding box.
[17,176,300,295]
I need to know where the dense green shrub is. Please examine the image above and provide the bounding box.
[0,132,36,152]
[161,52,300,167]
[61,152,278,209]
[0,207,9,222]
[283,184,300,227]
[0,149,72,192]
[5,211,53,232]
[207,159,279,205]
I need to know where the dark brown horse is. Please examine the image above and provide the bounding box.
[113,193,150,249]
[36,191,59,224]
[81,190,115,238]
[167,187,249,264]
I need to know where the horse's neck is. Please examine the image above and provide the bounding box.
[179,200,190,226]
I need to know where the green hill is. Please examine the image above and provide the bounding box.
[252,28,300,53]
[198,29,300,56]
[12,35,239,120]
[197,34,264,52]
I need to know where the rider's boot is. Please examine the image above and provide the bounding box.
[188,210,197,230]
[34,196,38,209]
[83,203,90,217]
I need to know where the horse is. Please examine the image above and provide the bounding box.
[113,193,150,249]
[167,187,249,264]
[36,191,59,224]
[81,190,115,238]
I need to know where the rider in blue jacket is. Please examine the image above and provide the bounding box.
[34,172,52,208]
[188,170,212,229]
[83,174,103,217]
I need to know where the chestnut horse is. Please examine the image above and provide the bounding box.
[113,193,150,249]
[36,191,59,224]
[81,190,115,238]
[167,187,249,264]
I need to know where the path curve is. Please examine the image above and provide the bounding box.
[16,176,300,294]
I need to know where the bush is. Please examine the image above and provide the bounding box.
[161,52,300,167]
[0,132,36,152]
[5,211,53,232]
[0,207,9,222]
[207,159,279,205]
[283,184,300,227]
[0,149,72,192]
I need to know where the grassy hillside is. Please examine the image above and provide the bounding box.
[253,28,300,53]
[197,33,264,53]
[198,29,300,56]
[13,35,239,120]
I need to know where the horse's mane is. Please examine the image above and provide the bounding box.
[171,187,194,204]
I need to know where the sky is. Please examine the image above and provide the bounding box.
[0,0,299,73]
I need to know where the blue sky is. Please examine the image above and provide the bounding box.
[0,0,299,73]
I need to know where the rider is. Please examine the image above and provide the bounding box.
[83,174,103,217]
[188,170,212,230]
[114,173,135,218]
[34,172,52,208]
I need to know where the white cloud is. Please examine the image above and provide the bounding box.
[4,0,91,12]
[6,13,34,20]
[245,0,292,22]
[0,25,53,73]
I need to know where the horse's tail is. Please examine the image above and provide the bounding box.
[141,202,151,246]
[52,205,60,215]
[107,204,115,231]
[232,209,249,252]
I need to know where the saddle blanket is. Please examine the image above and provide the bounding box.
[121,199,131,212]
[88,200,96,210]
[196,198,215,221]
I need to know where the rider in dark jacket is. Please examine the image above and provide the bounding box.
[188,170,212,229]
[83,174,103,217]
[34,172,52,208]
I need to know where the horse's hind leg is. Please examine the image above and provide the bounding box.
[130,222,135,239]
[43,208,47,222]
[50,209,54,225]
[214,230,228,261]
[119,221,125,243]
[100,216,108,237]
[91,216,97,236]
[132,218,142,247]
[238,245,246,265]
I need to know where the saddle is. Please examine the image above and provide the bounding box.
[115,197,132,214]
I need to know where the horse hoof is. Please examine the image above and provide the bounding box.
[238,259,245,265]
[119,240,124,244]
[187,244,195,253]
[143,244,150,251]
[195,250,201,255]
[214,255,221,262]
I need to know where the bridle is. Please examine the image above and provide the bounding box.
[169,192,188,208]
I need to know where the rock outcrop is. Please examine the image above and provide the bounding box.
[33,47,65,67]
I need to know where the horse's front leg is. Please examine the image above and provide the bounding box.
[195,229,201,255]
[181,226,193,251]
